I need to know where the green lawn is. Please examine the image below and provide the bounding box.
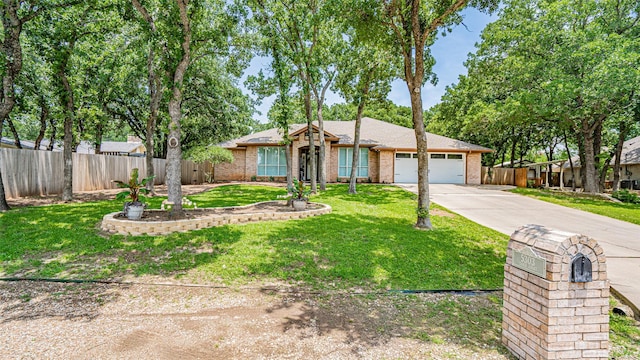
[0,184,508,290]
[511,188,640,225]
[2,184,639,356]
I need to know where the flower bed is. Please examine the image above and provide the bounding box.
[101,201,332,236]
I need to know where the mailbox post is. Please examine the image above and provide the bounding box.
[502,224,609,360]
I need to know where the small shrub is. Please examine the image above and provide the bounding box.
[250,175,257,182]
[612,189,640,204]
[287,178,311,201]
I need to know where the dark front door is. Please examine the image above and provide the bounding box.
[299,148,319,181]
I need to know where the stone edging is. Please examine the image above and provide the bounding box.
[101,201,332,236]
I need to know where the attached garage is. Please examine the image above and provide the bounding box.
[428,153,465,184]
[216,117,491,185]
[394,152,465,184]
[394,153,418,183]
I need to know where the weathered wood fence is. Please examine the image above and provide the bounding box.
[0,148,212,199]
[481,166,528,187]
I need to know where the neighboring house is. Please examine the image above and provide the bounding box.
[215,117,492,184]
[76,136,146,157]
[562,135,640,189]
[1,137,62,151]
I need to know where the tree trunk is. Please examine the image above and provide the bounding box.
[166,0,192,218]
[6,116,21,148]
[132,0,162,195]
[146,47,161,195]
[34,98,49,150]
[94,119,103,153]
[349,93,367,194]
[612,122,628,192]
[580,120,599,193]
[317,105,326,191]
[563,131,576,191]
[303,89,316,192]
[166,101,183,216]
[313,78,333,191]
[593,121,604,192]
[0,0,29,211]
[58,65,75,201]
[509,131,516,167]
[285,143,292,188]
[48,117,57,151]
[409,88,432,229]
[349,100,364,194]
[0,119,10,211]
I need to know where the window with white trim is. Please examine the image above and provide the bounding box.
[257,147,286,176]
[338,148,368,177]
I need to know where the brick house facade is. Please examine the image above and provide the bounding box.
[214,118,491,184]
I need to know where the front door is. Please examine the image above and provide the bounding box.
[299,148,319,181]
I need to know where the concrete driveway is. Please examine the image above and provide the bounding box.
[397,183,640,315]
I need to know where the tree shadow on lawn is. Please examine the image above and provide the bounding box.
[255,210,508,291]
[0,200,245,281]
[255,206,511,354]
[1,200,248,324]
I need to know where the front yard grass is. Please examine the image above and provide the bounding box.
[0,184,508,290]
[1,184,639,357]
[511,188,640,225]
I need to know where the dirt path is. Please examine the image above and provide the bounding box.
[0,279,511,360]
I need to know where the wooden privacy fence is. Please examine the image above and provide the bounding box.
[481,166,528,187]
[0,148,212,199]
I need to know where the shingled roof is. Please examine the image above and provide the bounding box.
[620,135,640,165]
[220,117,492,153]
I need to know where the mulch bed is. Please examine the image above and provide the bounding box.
[114,201,324,222]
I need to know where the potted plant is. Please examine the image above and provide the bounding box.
[288,178,311,211]
[113,168,154,220]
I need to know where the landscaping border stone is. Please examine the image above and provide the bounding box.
[101,201,332,236]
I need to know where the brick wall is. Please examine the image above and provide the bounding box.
[329,146,338,181]
[503,225,609,360]
[214,149,246,181]
[466,152,482,185]
[369,150,379,183]
[244,146,257,179]
[378,150,394,183]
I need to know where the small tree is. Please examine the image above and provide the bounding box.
[185,145,234,182]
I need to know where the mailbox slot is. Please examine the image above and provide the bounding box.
[571,253,592,282]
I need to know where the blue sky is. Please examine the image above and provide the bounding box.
[242,7,495,123]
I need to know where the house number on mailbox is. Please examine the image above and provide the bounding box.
[571,253,592,283]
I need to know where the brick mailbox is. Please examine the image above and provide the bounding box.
[502,224,609,360]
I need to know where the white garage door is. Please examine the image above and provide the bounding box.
[394,152,465,184]
[429,153,465,184]
[394,153,418,183]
